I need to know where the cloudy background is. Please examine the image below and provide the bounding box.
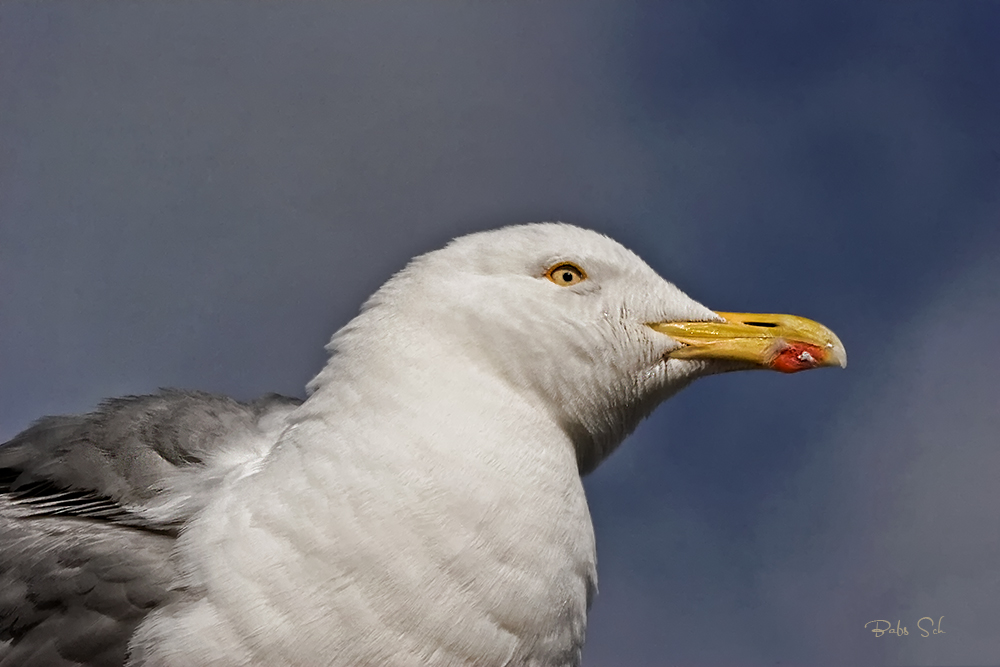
[2,3,998,665]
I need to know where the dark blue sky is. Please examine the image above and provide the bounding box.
[2,3,998,665]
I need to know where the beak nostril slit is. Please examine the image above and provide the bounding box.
[743,321,778,328]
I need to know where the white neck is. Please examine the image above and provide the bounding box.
[136,327,597,667]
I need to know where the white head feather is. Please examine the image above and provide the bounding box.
[309,223,720,472]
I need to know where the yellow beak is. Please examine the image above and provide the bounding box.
[648,312,847,373]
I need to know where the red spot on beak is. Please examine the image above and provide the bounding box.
[771,342,826,374]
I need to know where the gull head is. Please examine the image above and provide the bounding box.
[314,223,845,473]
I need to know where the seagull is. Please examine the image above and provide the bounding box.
[0,223,846,667]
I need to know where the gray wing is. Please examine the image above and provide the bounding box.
[0,390,302,667]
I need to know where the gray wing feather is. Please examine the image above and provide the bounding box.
[0,389,302,667]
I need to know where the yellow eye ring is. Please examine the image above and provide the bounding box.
[545,263,586,287]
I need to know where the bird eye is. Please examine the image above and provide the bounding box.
[545,263,586,287]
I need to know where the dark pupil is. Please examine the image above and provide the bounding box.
[561,271,574,282]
